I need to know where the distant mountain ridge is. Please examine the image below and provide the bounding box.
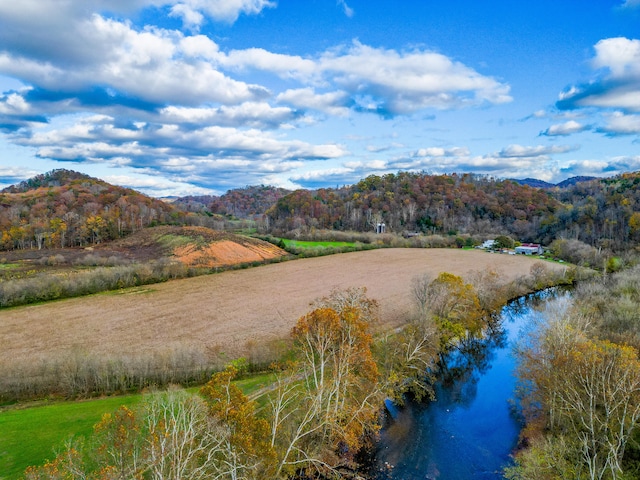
[174,185,291,218]
[556,176,600,188]
[512,176,599,189]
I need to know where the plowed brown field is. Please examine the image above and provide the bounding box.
[1,249,564,366]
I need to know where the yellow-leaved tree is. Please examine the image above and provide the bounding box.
[511,300,640,480]
[200,366,276,480]
[268,287,383,478]
[413,272,485,351]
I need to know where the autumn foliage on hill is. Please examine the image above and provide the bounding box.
[5,168,640,254]
[266,172,561,241]
[173,186,290,218]
[549,172,640,249]
[265,171,640,250]
[0,169,185,250]
[209,185,291,218]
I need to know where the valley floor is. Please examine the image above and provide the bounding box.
[0,249,562,369]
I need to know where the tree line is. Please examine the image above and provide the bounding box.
[207,185,291,219]
[264,172,560,241]
[506,265,640,479]
[4,169,640,254]
[258,172,640,251]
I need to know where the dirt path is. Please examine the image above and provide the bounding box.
[0,249,564,366]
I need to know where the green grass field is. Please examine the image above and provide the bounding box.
[0,395,140,479]
[0,373,274,479]
[281,239,355,248]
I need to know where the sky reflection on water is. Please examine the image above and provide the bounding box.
[375,294,551,479]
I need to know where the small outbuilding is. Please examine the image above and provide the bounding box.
[515,243,543,255]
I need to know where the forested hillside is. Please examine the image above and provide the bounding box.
[264,171,640,250]
[0,169,184,250]
[266,172,561,241]
[3,169,640,253]
[174,185,290,218]
[549,172,640,249]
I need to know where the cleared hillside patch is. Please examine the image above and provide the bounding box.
[106,225,287,266]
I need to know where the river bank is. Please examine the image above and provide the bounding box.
[369,289,569,479]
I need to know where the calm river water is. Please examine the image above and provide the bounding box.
[374,291,561,479]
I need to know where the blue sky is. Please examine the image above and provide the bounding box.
[0,0,639,196]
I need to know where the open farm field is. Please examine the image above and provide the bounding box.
[0,249,564,369]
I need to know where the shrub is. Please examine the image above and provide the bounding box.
[549,238,604,268]
[0,346,218,402]
[38,254,66,266]
[0,260,194,308]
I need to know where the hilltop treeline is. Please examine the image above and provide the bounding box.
[266,173,558,240]
[173,185,290,218]
[264,171,640,250]
[266,172,559,240]
[3,169,640,253]
[0,169,185,250]
[550,173,640,249]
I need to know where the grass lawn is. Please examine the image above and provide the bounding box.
[0,373,274,480]
[0,263,21,280]
[281,239,356,248]
[235,372,276,396]
[0,395,140,479]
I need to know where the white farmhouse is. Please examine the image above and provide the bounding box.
[481,239,496,249]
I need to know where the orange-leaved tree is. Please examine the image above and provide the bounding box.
[268,288,382,478]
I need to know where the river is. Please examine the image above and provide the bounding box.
[373,290,562,479]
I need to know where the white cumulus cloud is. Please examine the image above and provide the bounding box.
[558,37,640,112]
[542,120,588,136]
[413,146,470,157]
[601,111,640,135]
[317,42,512,114]
[276,88,350,116]
[592,37,640,77]
[169,0,276,24]
[498,144,576,158]
[222,40,512,115]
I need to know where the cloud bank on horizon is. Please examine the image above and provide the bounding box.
[0,0,639,196]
